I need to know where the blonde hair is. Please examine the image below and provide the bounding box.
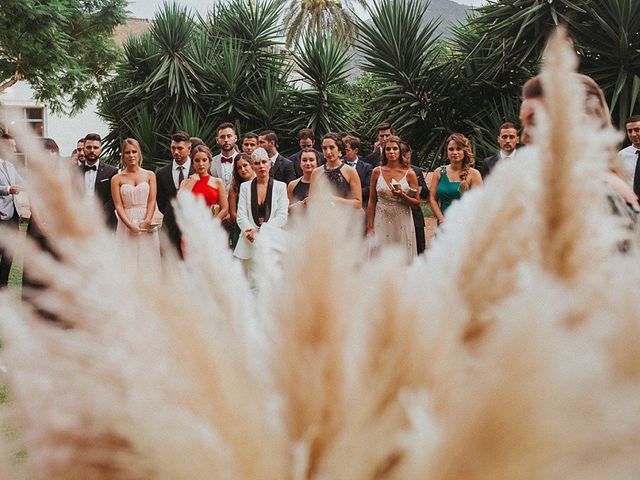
[120,138,144,167]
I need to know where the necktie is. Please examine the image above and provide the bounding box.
[633,150,640,198]
[177,165,185,186]
[221,156,233,164]
[82,164,97,172]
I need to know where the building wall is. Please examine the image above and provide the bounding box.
[1,82,109,157]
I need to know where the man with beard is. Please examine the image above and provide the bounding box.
[618,115,640,195]
[80,133,118,229]
[210,122,239,191]
[481,122,520,178]
[156,131,193,256]
[72,138,85,165]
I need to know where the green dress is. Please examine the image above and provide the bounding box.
[436,165,462,215]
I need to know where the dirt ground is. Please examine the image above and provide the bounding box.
[424,217,437,249]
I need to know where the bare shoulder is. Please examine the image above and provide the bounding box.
[210,176,224,189]
[288,178,300,191]
[470,167,483,182]
[311,166,323,179]
[111,172,125,184]
[344,165,359,179]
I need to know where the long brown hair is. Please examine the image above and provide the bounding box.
[381,135,409,168]
[445,133,474,192]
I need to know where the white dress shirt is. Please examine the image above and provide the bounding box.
[84,160,99,198]
[172,158,191,189]
[212,151,237,191]
[618,144,640,186]
[500,148,517,162]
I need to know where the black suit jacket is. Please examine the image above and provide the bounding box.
[271,154,296,184]
[79,162,118,229]
[353,159,373,209]
[156,162,194,255]
[290,149,325,178]
[364,149,382,167]
[481,153,500,178]
[410,165,429,254]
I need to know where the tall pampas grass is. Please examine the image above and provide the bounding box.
[1,28,640,479]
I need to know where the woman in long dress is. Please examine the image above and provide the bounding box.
[111,138,160,261]
[367,135,421,261]
[429,133,483,226]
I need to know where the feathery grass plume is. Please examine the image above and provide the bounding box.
[0,127,289,479]
[2,27,640,479]
[423,28,621,344]
[394,29,640,479]
[257,184,458,479]
[536,28,611,280]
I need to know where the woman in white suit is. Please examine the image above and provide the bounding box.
[234,147,288,261]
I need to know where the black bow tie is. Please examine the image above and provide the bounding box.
[83,164,97,172]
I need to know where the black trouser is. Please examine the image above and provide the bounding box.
[411,207,426,255]
[0,212,19,287]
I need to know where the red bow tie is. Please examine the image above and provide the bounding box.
[221,156,233,164]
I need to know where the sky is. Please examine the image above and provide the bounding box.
[127,0,486,20]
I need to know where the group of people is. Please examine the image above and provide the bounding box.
[2,77,639,287]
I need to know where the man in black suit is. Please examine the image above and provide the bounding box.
[481,122,519,178]
[364,122,396,167]
[410,163,429,255]
[155,131,193,257]
[80,133,118,229]
[289,128,324,178]
[342,135,372,210]
[259,130,296,184]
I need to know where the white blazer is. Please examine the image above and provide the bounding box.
[0,158,24,221]
[234,179,288,260]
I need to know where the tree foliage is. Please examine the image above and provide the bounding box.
[99,1,296,169]
[0,0,127,113]
[291,33,355,137]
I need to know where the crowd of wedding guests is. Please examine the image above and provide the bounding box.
[2,85,640,287]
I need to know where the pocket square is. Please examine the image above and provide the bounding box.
[99,178,110,183]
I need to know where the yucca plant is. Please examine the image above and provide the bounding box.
[356,0,444,165]
[462,0,640,129]
[98,0,295,165]
[575,0,640,127]
[291,33,355,138]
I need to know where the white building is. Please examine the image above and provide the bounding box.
[0,18,151,160]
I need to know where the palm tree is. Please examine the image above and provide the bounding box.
[98,0,296,169]
[282,0,367,49]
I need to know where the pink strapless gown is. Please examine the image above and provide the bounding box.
[116,183,160,263]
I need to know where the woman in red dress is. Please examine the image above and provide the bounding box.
[179,145,228,220]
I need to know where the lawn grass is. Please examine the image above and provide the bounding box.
[6,220,25,293]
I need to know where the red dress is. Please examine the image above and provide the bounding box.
[191,175,220,207]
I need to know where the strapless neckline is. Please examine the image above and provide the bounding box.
[121,183,149,190]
